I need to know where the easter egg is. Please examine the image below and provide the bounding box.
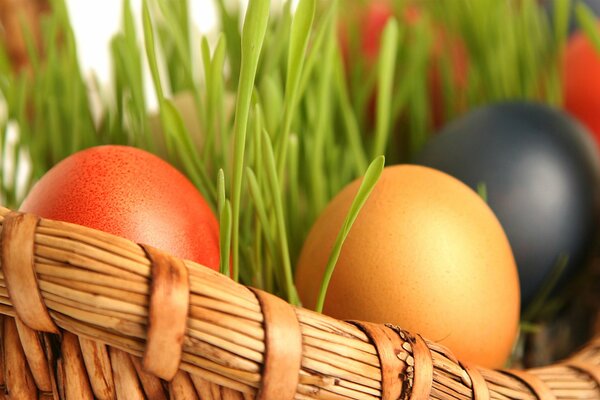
[563,24,600,148]
[295,165,520,368]
[338,1,467,129]
[415,102,600,307]
[20,145,221,269]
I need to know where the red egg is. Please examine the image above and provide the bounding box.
[20,145,220,269]
[358,1,395,65]
[338,1,468,129]
[563,27,600,149]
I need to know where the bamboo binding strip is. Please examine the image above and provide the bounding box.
[0,206,598,400]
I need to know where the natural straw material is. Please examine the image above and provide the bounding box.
[0,206,598,400]
[140,244,190,381]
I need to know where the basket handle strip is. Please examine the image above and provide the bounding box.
[409,333,434,400]
[249,287,302,400]
[459,363,490,400]
[0,212,58,334]
[140,244,190,381]
[349,321,406,399]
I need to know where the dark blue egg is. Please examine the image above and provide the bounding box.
[414,102,600,307]
[544,0,600,35]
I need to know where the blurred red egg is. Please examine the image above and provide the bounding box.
[563,26,600,148]
[338,1,468,129]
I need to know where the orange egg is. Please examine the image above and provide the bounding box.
[295,165,520,368]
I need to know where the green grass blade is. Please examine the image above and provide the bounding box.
[245,169,270,238]
[477,182,488,202]
[142,1,165,103]
[260,2,291,78]
[201,36,215,161]
[143,0,215,202]
[276,0,316,175]
[230,0,271,282]
[121,0,149,145]
[217,168,226,215]
[155,0,194,90]
[261,129,299,305]
[315,156,385,313]
[203,34,228,169]
[552,0,570,49]
[333,49,368,175]
[215,0,242,86]
[163,99,216,199]
[246,168,274,291]
[259,76,284,137]
[522,254,569,322]
[211,36,228,144]
[308,4,337,214]
[372,19,399,159]
[286,133,301,260]
[298,2,336,105]
[219,200,232,277]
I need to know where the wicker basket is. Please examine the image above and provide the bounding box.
[0,206,598,400]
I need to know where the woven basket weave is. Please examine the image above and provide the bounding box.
[0,206,598,400]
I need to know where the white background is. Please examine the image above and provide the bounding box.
[66,0,297,96]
